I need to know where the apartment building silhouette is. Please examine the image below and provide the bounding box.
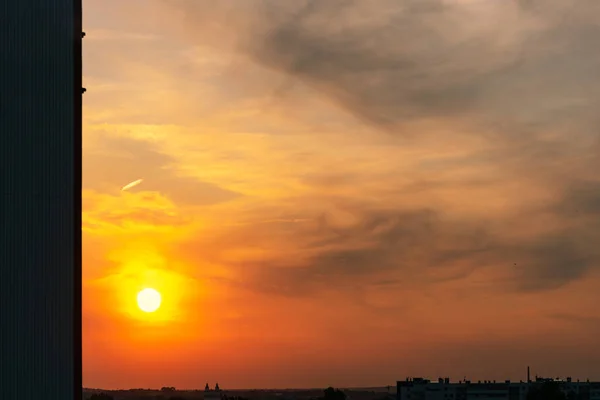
[397,375,600,400]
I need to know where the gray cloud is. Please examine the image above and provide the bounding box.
[166,0,600,197]
[208,188,600,297]
[170,0,600,136]
[162,143,598,297]
[165,0,600,296]
[557,180,600,218]
[267,0,596,129]
[508,236,592,292]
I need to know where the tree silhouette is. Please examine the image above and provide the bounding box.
[526,381,566,400]
[90,394,114,400]
[323,387,346,400]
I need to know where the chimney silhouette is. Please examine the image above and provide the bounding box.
[527,366,531,383]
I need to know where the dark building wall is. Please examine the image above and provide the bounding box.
[0,1,82,399]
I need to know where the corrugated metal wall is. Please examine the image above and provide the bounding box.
[0,1,82,399]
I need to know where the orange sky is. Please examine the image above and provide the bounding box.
[82,0,600,390]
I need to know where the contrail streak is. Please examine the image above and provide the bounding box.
[121,178,143,191]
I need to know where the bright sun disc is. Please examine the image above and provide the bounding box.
[137,288,162,313]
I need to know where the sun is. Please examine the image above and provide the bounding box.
[137,288,162,313]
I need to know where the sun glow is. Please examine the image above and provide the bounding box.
[137,288,162,313]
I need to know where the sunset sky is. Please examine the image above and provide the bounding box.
[82,0,600,390]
